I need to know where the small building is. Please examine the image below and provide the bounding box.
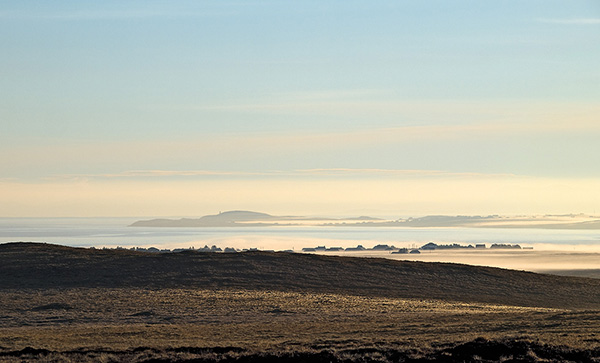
[420,242,438,250]
[372,244,396,251]
[345,245,366,251]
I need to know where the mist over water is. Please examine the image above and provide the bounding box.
[1,217,600,277]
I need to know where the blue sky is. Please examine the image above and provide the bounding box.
[1,1,599,216]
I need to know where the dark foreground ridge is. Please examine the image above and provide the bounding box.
[2,242,600,309]
[2,338,599,362]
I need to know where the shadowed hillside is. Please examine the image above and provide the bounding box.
[2,242,600,309]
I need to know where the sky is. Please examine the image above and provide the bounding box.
[1,0,599,217]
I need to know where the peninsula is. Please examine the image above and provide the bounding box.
[131,211,600,230]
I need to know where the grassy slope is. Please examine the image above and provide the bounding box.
[2,242,600,309]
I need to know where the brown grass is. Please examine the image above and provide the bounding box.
[1,288,599,361]
[2,242,600,309]
[1,242,599,362]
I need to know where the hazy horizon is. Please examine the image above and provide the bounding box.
[2,209,600,221]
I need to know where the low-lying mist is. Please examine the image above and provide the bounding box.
[92,235,600,279]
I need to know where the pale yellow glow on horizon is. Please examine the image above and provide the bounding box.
[1,175,599,217]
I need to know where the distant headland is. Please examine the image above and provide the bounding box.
[130,210,600,230]
[129,210,383,227]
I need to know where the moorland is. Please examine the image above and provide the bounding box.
[1,242,599,362]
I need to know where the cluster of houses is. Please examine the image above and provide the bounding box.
[99,241,528,254]
[105,245,241,253]
[302,242,527,254]
[302,244,423,253]
[419,242,525,250]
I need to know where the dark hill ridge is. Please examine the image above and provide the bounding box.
[2,242,600,310]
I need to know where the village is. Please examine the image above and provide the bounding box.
[302,242,528,254]
[99,242,529,254]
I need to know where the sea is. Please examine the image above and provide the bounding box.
[2,217,600,276]
[1,217,600,250]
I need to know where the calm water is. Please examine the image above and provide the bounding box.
[1,217,599,251]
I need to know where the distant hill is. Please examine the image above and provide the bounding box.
[130,210,381,227]
[131,211,600,229]
[2,242,600,310]
[393,215,600,229]
[130,210,276,227]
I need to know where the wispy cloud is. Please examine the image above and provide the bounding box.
[45,170,274,181]
[154,97,600,132]
[94,170,265,178]
[47,168,517,181]
[3,111,599,183]
[296,168,517,178]
[537,18,600,25]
